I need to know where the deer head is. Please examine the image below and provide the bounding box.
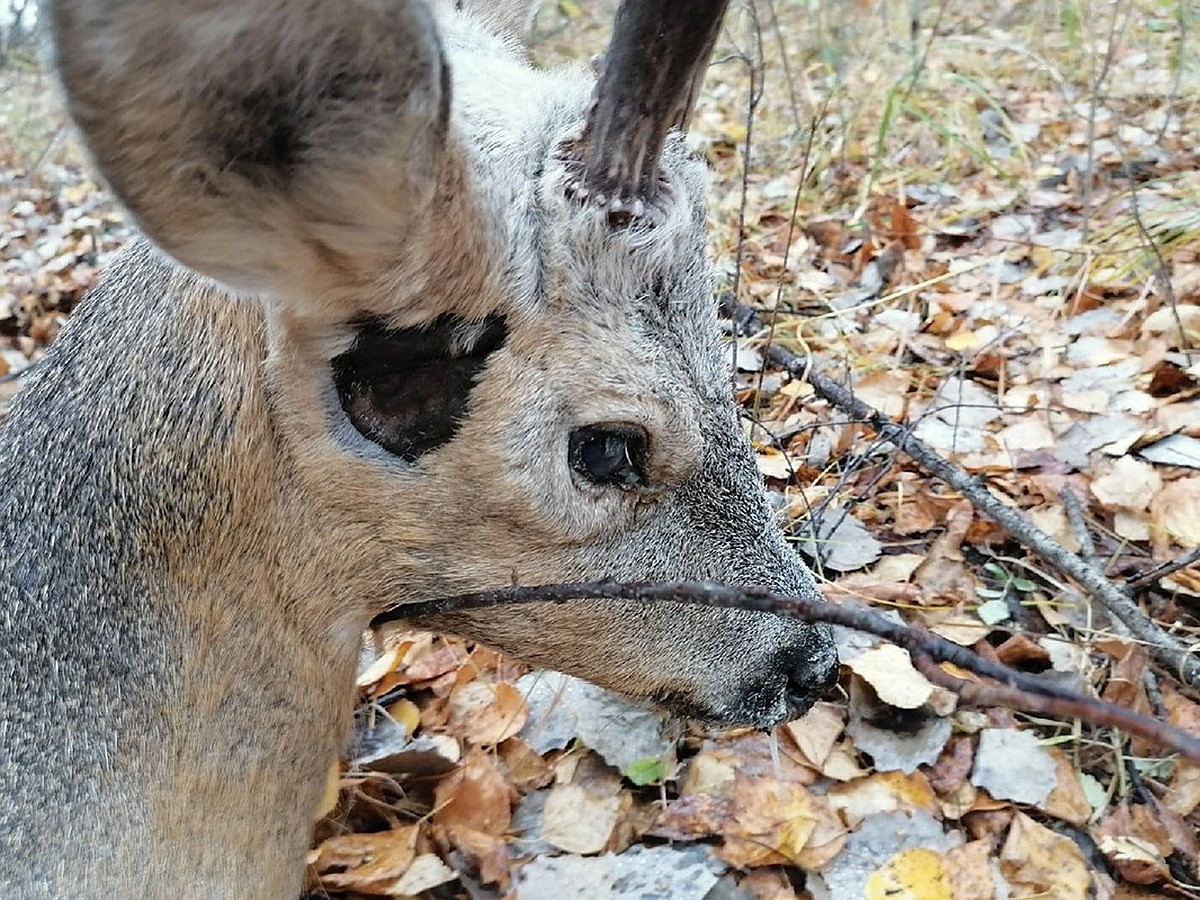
[47,0,837,727]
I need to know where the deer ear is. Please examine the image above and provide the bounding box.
[332,315,508,462]
[50,0,449,303]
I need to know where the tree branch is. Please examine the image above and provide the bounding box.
[374,580,1200,765]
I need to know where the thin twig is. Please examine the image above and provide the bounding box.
[1126,547,1200,593]
[376,579,1200,765]
[1061,486,1098,569]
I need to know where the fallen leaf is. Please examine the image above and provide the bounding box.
[393,853,457,895]
[864,847,953,900]
[433,749,514,836]
[313,826,419,895]
[971,728,1056,805]
[846,644,934,709]
[1150,475,1200,546]
[945,840,999,900]
[718,774,821,868]
[1091,456,1161,511]
[827,771,941,828]
[1037,748,1092,827]
[782,702,845,769]
[540,782,623,855]
[445,680,528,745]
[1000,812,1091,900]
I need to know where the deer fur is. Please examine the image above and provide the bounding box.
[0,0,836,896]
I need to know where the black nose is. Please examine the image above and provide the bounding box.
[784,631,839,718]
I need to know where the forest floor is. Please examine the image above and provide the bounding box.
[2,1,1199,898]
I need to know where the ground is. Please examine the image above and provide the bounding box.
[2,1,1199,898]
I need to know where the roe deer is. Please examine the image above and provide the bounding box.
[0,0,837,895]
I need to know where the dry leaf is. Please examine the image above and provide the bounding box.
[433,749,514,836]
[782,701,845,769]
[1000,812,1091,900]
[313,827,419,895]
[846,644,934,709]
[826,771,941,828]
[945,840,998,900]
[445,680,529,746]
[437,825,510,888]
[718,774,821,868]
[648,793,736,841]
[971,728,1056,805]
[1150,476,1200,546]
[540,783,622,855]
[393,854,457,895]
[1091,456,1161,511]
[1037,748,1092,827]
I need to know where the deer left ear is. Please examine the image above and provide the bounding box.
[332,315,508,462]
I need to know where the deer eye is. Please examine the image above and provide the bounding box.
[569,425,647,489]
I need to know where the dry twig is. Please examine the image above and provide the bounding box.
[378,580,1200,764]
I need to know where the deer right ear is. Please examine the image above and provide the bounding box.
[50,0,450,305]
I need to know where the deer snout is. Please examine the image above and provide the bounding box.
[778,624,839,719]
[702,616,838,729]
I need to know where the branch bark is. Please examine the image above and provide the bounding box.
[376,580,1200,765]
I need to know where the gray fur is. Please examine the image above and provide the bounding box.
[1,1,836,896]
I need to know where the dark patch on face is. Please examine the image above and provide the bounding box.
[332,314,507,461]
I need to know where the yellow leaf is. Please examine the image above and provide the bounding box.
[313,757,342,821]
[356,642,410,688]
[385,697,421,739]
[944,331,980,351]
[865,847,953,900]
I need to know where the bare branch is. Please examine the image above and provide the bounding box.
[1127,547,1200,593]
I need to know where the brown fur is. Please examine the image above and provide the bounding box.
[0,1,837,896]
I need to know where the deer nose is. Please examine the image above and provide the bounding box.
[783,629,840,718]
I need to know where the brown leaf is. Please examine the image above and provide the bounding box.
[436,824,510,888]
[433,749,514,836]
[737,867,799,900]
[913,501,978,602]
[1037,748,1091,827]
[993,633,1051,667]
[946,840,998,900]
[717,774,822,868]
[313,826,419,896]
[445,680,529,746]
[926,735,974,797]
[1094,803,1171,885]
[648,793,736,840]
[1000,812,1091,900]
[1162,681,1200,737]
[497,737,554,792]
[781,702,845,769]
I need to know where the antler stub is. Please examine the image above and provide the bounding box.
[559,0,731,223]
